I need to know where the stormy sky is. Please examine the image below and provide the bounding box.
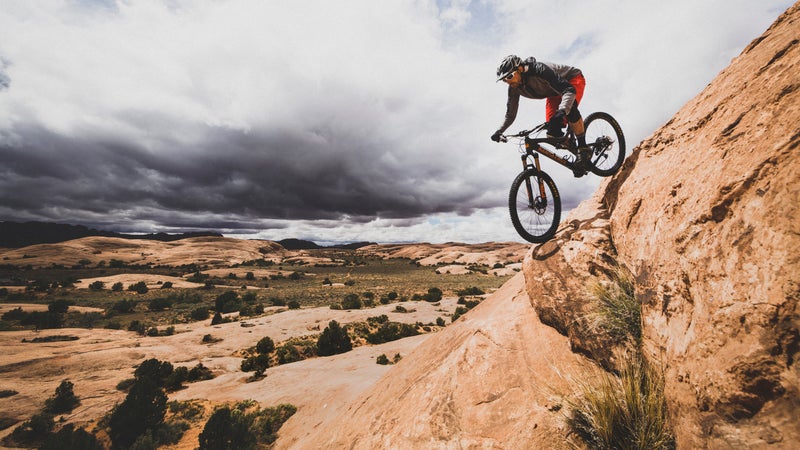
[0,1,793,244]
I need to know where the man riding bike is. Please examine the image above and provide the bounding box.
[490,55,590,177]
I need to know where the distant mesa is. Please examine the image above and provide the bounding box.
[0,221,222,248]
[277,238,376,250]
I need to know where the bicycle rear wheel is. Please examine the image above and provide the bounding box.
[584,112,626,177]
[508,168,561,243]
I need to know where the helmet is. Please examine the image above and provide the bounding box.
[496,54,522,81]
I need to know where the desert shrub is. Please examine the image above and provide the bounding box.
[276,344,302,365]
[366,322,419,344]
[135,358,175,387]
[252,404,297,443]
[367,314,389,326]
[344,280,356,286]
[89,280,105,291]
[316,320,352,356]
[40,424,102,450]
[187,271,209,283]
[108,377,167,449]
[256,336,275,355]
[9,412,54,446]
[387,291,398,300]
[191,307,210,321]
[214,291,241,313]
[128,281,149,294]
[452,306,470,321]
[423,287,443,302]
[394,305,408,313]
[48,299,72,314]
[288,271,303,280]
[198,406,255,450]
[44,380,80,414]
[393,353,403,363]
[287,300,300,309]
[322,277,332,285]
[161,281,174,289]
[245,272,255,280]
[566,352,674,450]
[112,282,124,291]
[128,320,147,335]
[148,297,172,311]
[436,317,446,327]
[376,354,390,365]
[456,286,485,296]
[109,259,126,268]
[241,354,270,373]
[19,311,63,329]
[587,267,641,343]
[112,299,137,314]
[341,293,362,310]
[187,363,214,382]
[270,297,286,306]
[147,327,160,337]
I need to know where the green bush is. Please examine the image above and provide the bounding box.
[241,354,270,373]
[456,286,485,296]
[191,307,210,321]
[9,412,54,446]
[40,424,101,450]
[112,282,124,292]
[128,281,149,294]
[287,300,301,309]
[108,378,167,449]
[256,336,275,355]
[566,352,674,449]
[341,293,362,310]
[112,299,137,314]
[276,344,302,365]
[148,297,172,311]
[366,322,419,344]
[214,291,241,313]
[587,267,641,343]
[198,406,255,450]
[89,281,105,291]
[423,287,443,302]
[316,320,352,356]
[376,354,390,365]
[44,380,80,414]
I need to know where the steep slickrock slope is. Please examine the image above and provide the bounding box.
[277,4,799,448]
[526,3,800,447]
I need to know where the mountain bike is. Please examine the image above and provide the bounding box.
[498,112,625,243]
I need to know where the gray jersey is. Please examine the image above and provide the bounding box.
[497,58,582,133]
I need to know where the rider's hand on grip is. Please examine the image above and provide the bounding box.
[491,131,503,142]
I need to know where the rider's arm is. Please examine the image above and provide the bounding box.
[497,88,521,134]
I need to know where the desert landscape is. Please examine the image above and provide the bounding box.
[1,2,799,449]
[0,236,525,449]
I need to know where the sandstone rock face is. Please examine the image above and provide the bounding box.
[287,274,600,449]
[524,3,800,447]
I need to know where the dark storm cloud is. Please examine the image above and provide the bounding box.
[0,117,494,231]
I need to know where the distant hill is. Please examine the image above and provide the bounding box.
[0,221,222,248]
[277,238,375,250]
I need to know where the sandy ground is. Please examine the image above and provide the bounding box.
[0,296,467,447]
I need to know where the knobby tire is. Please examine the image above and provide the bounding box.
[508,169,561,243]
[583,112,626,177]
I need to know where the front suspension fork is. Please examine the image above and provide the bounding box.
[521,153,547,207]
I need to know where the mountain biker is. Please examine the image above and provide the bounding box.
[490,55,590,177]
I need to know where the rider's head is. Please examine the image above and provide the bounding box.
[496,54,522,81]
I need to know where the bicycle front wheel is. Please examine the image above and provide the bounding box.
[508,168,561,243]
[584,112,626,177]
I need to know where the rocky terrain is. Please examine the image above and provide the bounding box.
[294,4,800,448]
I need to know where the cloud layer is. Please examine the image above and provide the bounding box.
[0,0,793,243]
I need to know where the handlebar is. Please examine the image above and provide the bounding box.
[498,123,547,142]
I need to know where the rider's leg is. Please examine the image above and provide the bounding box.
[567,108,586,147]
